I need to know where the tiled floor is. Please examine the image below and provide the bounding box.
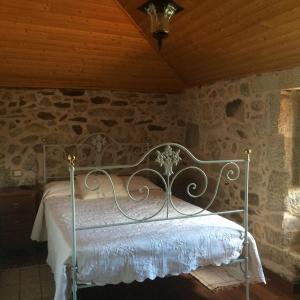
[0,244,299,300]
[0,264,54,300]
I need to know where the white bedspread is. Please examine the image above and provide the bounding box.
[31,190,265,300]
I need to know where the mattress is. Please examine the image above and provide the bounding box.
[31,188,265,300]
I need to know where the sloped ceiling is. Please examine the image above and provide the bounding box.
[2,1,300,92]
[0,0,183,92]
[118,0,300,86]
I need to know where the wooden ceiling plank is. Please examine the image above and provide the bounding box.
[0,75,181,92]
[1,50,175,71]
[49,1,128,23]
[0,11,141,38]
[0,40,159,61]
[0,20,152,48]
[0,59,178,80]
[170,0,272,35]
[181,4,300,53]
[0,73,178,91]
[199,54,300,86]
[165,0,297,52]
[168,20,300,70]
[189,46,300,84]
[179,26,300,74]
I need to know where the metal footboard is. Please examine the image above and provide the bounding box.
[67,143,251,300]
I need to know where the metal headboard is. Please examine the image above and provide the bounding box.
[43,132,149,184]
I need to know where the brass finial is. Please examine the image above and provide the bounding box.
[67,154,76,166]
[244,148,252,161]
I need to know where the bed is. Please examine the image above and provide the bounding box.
[31,133,265,300]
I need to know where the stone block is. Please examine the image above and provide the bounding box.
[267,171,289,211]
[251,100,264,112]
[254,120,269,137]
[74,103,88,112]
[283,212,300,232]
[22,154,37,172]
[185,122,199,148]
[278,67,300,89]
[267,93,281,134]
[101,120,117,127]
[8,144,19,154]
[25,123,49,133]
[258,242,287,266]
[264,213,284,229]
[213,101,225,120]
[200,103,212,121]
[111,100,128,106]
[11,155,21,165]
[69,117,87,123]
[90,96,110,104]
[240,82,250,96]
[206,138,221,160]
[20,135,39,144]
[227,123,249,140]
[88,107,134,118]
[59,89,85,96]
[226,98,244,122]
[249,171,266,191]
[23,93,37,104]
[37,112,55,120]
[40,97,51,107]
[54,102,70,108]
[264,226,287,247]
[1,92,13,101]
[72,125,82,135]
[240,190,259,205]
[250,72,279,93]
[285,192,300,216]
[267,135,286,170]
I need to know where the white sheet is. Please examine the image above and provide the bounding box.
[31,190,265,300]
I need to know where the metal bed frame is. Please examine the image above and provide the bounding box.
[43,133,251,300]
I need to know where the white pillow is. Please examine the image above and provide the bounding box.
[76,174,128,200]
[120,176,161,192]
[43,180,70,198]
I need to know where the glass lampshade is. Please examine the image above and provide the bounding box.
[146,3,176,37]
[138,0,183,49]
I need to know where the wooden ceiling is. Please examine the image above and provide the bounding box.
[0,0,183,92]
[118,0,300,86]
[1,0,300,91]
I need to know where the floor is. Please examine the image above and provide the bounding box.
[0,265,54,300]
[0,244,299,300]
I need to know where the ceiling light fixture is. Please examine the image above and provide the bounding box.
[138,0,183,50]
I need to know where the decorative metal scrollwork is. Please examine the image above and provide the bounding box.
[125,169,167,203]
[155,145,181,176]
[91,134,107,154]
[83,169,168,221]
[169,162,240,216]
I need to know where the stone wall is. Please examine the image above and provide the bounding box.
[1,69,300,283]
[0,88,187,187]
[180,67,300,282]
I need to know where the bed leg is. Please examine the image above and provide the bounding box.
[71,265,78,300]
[72,279,77,300]
[245,272,250,300]
[244,149,251,300]
[244,254,250,300]
[246,283,250,300]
